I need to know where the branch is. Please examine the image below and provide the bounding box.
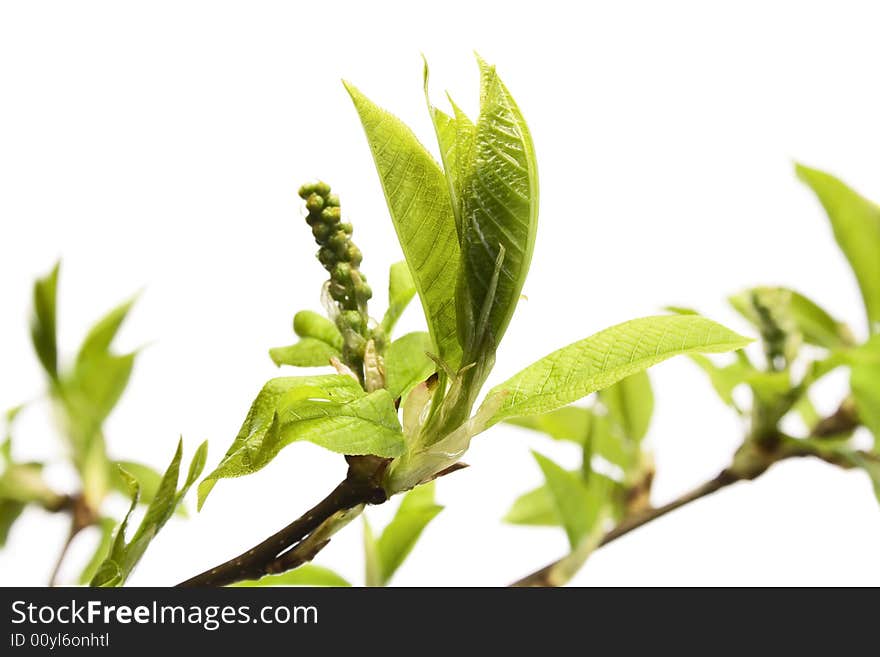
[48,494,97,586]
[177,456,388,587]
[512,403,866,587]
[511,468,742,587]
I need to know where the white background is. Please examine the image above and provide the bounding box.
[1,1,879,586]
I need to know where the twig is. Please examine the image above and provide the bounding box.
[177,456,388,587]
[511,403,865,587]
[47,494,97,586]
[511,468,742,587]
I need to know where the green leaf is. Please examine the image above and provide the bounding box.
[851,346,880,443]
[63,352,136,449]
[505,407,633,472]
[345,81,461,369]
[0,500,25,546]
[505,470,620,528]
[91,440,206,587]
[231,564,351,587]
[76,296,137,365]
[504,484,559,526]
[381,261,417,336]
[292,311,343,350]
[506,406,592,444]
[453,56,539,360]
[689,353,753,408]
[424,59,475,239]
[385,332,435,399]
[598,371,654,442]
[363,516,381,588]
[269,338,340,368]
[78,518,117,585]
[30,261,60,380]
[796,163,880,333]
[110,461,163,505]
[365,482,443,586]
[483,315,751,426]
[730,286,852,350]
[532,452,608,550]
[0,462,63,509]
[199,377,402,508]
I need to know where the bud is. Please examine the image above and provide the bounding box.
[305,193,324,213]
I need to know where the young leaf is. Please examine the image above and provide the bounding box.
[505,471,620,528]
[482,315,751,425]
[91,440,207,587]
[269,338,340,368]
[532,452,608,549]
[688,353,753,408]
[292,311,343,350]
[0,500,25,547]
[381,261,417,336]
[76,296,137,366]
[231,564,351,587]
[851,350,880,443]
[364,482,443,586]
[78,518,117,585]
[504,483,560,526]
[363,516,381,588]
[423,59,475,238]
[30,262,60,380]
[110,461,163,505]
[454,56,539,359]
[198,377,402,508]
[385,332,435,399]
[345,82,462,369]
[796,164,880,333]
[598,371,654,442]
[730,286,852,350]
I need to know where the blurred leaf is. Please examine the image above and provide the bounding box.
[504,483,558,526]
[482,315,750,426]
[76,296,137,365]
[364,482,443,586]
[381,261,417,336]
[345,81,461,369]
[232,564,351,587]
[506,406,592,444]
[0,462,63,508]
[199,377,402,508]
[91,439,206,586]
[689,353,753,408]
[532,452,609,549]
[363,515,381,588]
[63,353,136,451]
[663,306,699,315]
[385,332,435,399]
[731,286,851,351]
[796,164,880,334]
[746,370,791,407]
[292,311,343,350]
[78,517,117,584]
[598,371,654,442]
[81,435,110,510]
[451,56,539,361]
[0,500,25,547]
[269,338,340,368]
[30,262,60,380]
[849,336,880,440]
[792,394,821,430]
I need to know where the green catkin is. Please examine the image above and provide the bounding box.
[299,181,373,381]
